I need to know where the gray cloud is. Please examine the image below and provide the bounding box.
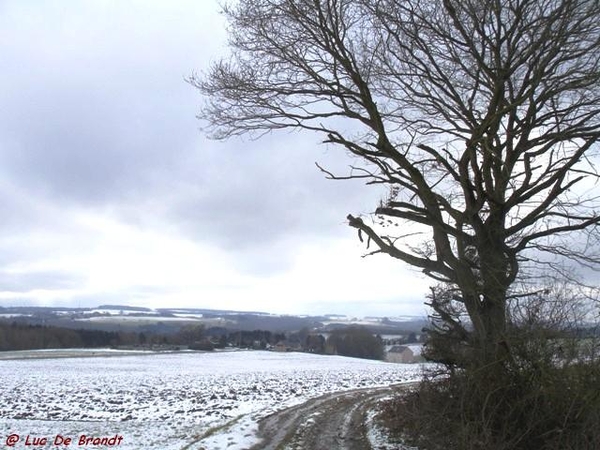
[0,1,216,205]
[0,0,384,248]
[163,138,384,246]
[0,270,82,293]
[0,0,422,316]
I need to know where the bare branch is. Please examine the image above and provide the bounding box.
[195,0,600,355]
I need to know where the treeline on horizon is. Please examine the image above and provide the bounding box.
[0,321,166,351]
[0,320,388,360]
[0,321,219,351]
[0,323,294,353]
[207,325,386,360]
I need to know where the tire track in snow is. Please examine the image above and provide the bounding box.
[250,383,417,450]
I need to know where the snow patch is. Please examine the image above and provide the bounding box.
[0,351,425,449]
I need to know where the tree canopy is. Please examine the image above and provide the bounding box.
[192,0,600,361]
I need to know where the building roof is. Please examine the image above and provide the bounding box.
[387,344,423,356]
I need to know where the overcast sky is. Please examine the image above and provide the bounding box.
[0,0,430,317]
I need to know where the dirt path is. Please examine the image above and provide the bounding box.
[249,384,413,450]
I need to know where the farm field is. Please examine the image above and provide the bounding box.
[0,350,425,449]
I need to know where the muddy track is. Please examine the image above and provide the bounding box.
[250,383,414,450]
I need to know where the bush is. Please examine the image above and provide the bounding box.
[378,329,600,450]
[326,326,384,360]
[189,340,214,351]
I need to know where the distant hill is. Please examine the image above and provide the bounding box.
[0,305,427,335]
[97,305,153,312]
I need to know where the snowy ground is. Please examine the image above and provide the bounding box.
[0,350,425,449]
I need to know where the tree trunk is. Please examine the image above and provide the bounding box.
[480,296,509,363]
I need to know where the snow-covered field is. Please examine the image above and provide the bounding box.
[0,351,424,449]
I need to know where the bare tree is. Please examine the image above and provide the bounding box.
[191,0,600,363]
